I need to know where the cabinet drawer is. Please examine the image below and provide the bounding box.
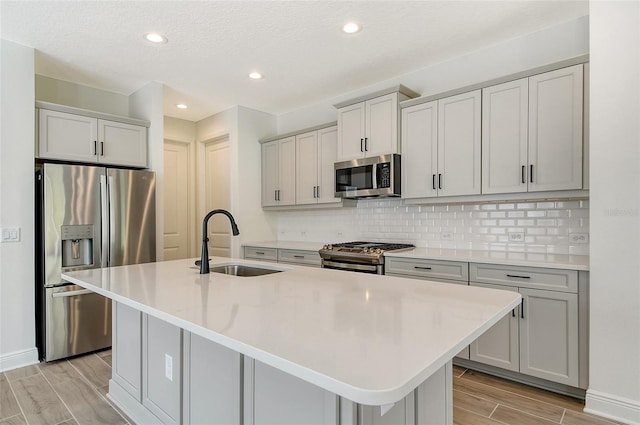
[469,263,577,293]
[385,257,468,282]
[243,247,277,262]
[277,249,321,267]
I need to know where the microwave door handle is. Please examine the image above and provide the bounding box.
[372,165,378,189]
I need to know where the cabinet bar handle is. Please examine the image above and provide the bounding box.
[360,138,364,152]
[294,255,305,259]
[364,137,368,151]
[313,186,317,198]
[255,251,265,255]
[438,174,442,190]
[414,266,432,270]
[93,140,97,155]
[506,274,531,279]
[432,174,436,190]
[512,308,516,317]
[100,141,104,156]
[530,164,534,183]
[274,190,277,201]
[316,186,320,198]
[278,190,280,201]
[521,299,525,319]
[521,165,526,184]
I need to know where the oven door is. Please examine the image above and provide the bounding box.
[321,259,382,274]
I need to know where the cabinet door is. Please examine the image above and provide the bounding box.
[143,315,182,425]
[112,301,142,401]
[365,92,399,157]
[262,142,280,207]
[278,136,297,205]
[185,333,241,425]
[98,119,147,167]
[482,79,529,194]
[252,360,338,425]
[437,90,481,196]
[528,65,583,192]
[38,109,98,163]
[519,288,579,387]
[401,101,438,199]
[296,131,319,205]
[469,283,520,372]
[337,102,366,161]
[317,126,340,203]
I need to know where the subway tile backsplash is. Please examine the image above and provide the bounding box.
[275,198,590,255]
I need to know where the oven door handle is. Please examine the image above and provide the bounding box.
[322,260,379,273]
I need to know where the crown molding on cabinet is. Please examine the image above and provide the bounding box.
[259,121,337,144]
[333,84,420,109]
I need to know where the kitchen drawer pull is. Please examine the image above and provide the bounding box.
[521,165,526,184]
[506,274,530,279]
[438,174,442,190]
[432,174,436,190]
[293,255,305,259]
[255,251,265,255]
[414,266,432,270]
[360,138,364,152]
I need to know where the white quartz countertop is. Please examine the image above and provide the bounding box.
[384,248,589,271]
[63,257,520,405]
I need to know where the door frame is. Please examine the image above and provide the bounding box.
[164,138,195,258]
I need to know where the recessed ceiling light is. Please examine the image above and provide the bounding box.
[144,33,168,44]
[176,104,188,109]
[342,22,361,34]
[249,72,263,80]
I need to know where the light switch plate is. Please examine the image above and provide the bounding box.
[165,354,173,381]
[1,227,20,242]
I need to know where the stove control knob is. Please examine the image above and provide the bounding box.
[363,248,369,253]
[327,244,333,250]
[376,248,382,254]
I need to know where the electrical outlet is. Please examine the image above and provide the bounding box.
[569,233,589,244]
[508,232,525,243]
[441,232,453,241]
[1,227,20,243]
[165,354,173,381]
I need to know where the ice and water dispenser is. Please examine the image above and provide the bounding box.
[61,225,94,268]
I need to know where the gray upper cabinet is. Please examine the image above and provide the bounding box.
[38,108,148,168]
[401,90,481,199]
[295,126,340,205]
[528,64,584,192]
[262,136,296,207]
[482,65,584,194]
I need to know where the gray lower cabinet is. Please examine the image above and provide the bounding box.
[385,257,470,359]
[469,264,581,388]
[112,301,142,401]
[244,246,321,267]
[184,333,242,424]
[143,315,182,424]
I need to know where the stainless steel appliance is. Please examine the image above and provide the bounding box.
[35,163,156,361]
[319,241,414,274]
[334,154,401,199]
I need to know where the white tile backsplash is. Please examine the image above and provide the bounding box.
[275,198,590,255]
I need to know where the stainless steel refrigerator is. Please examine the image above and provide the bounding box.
[35,163,156,361]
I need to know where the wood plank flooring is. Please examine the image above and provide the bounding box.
[0,352,622,424]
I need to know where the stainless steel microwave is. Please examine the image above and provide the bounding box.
[334,154,401,199]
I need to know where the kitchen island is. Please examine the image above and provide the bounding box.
[63,257,521,425]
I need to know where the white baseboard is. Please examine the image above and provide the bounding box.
[0,348,39,372]
[108,379,162,425]
[585,389,640,425]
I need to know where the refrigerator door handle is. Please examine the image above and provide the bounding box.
[100,174,109,268]
[52,289,94,298]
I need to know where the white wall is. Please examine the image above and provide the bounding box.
[0,40,38,370]
[586,2,640,424]
[277,16,589,133]
[196,107,277,258]
[129,82,165,261]
[36,74,129,116]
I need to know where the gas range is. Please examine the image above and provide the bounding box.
[319,241,415,274]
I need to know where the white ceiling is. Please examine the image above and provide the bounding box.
[1,1,588,122]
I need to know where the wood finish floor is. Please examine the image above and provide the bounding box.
[0,351,622,425]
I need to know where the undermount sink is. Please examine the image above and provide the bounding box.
[209,264,283,277]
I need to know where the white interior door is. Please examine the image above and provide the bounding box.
[205,138,231,258]
[163,140,191,260]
